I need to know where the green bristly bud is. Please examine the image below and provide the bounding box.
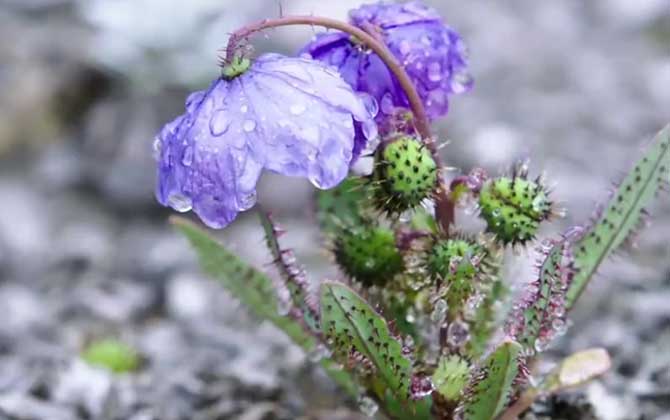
[478,167,553,245]
[372,136,438,215]
[334,225,404,287]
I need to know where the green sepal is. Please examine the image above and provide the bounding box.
[222,55,251,79]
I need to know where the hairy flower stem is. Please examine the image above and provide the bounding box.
[225,15,455,234]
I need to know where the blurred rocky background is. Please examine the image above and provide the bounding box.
[0,0,669,419]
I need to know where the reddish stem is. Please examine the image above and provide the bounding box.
[225,15,455,234]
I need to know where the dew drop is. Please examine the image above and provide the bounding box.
[237,191,257,210]
[240,104,248,113]
[181,146,194,166]
[362,120,378,141]
[447,320,470,348]
[152,136,162,161]
[308,344,332,363]
[430,299,448,323]
[277,297,291,316]
[534,337,550,353]
[290,103,306,115]
[357,396,379,417]
[398,39,412,55]
[380,92,395,115]
[167,193,192,213]
[427,62,442,82]
[242,119,256,132]
[451,72,473,94]
[209,110,232,136]
[358,92,379,118]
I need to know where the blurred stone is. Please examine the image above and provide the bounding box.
[52,360,113,418]
[0,393,76,420]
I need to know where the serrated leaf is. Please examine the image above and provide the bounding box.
[507,240,568,352]
[320,282,431,417]
[172,217,357,396]
[315,177,369,235]
[567,125,670,309]
[259,211,320,332]
[461,341,523,420]
[542,348,611,393]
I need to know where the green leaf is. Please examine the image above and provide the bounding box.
[461,341,523,420]
[315,177,369,235]
[259,211,320,332]
[320,282,431,418]
[507,240,568,353]
[567,125,670,309]
[542,348,611,394]
[172,217,357,396]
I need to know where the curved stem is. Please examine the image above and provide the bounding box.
[225,15,454,233]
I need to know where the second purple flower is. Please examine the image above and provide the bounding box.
[300,1,472,122]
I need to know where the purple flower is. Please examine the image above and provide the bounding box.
[155,53,378,228]
[300,1,472,121]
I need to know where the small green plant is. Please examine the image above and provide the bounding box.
[155,1,669,418]
[82,339,140,374]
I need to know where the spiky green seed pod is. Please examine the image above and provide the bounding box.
[478,166,553,245]
[427,239,484,281]
[334,226,404,287]
[372,136,438,214]
[426,238,486,314]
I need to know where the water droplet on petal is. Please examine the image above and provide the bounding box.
[398,40,412,55]
[240,104,248,113]
[237,191,257,211]
[357,396,379,417]
[152,136,162,161]
[357,92,379,118]
[361,120,378,141]
[380,92,395,115]
[242,119,256,132]
[210,110,232,136]
[181,146,194,166]
[290,103,306,115]
[427,62,442,82]
[451,72,473,94]
[167,192,192,213]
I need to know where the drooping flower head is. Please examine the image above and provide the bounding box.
[155,53,378,228]
[300,1,472,121]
